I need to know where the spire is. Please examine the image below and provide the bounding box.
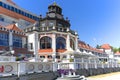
[53,1,57,6]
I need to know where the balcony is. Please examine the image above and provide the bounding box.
[39,49,53,53]
[56,49,67,53]
[13,47,33,54]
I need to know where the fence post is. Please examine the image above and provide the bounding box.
[53,62,58,71]
[17,61,20,79]
[85,62,88,69]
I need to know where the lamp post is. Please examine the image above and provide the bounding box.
[10,50,14,56]
[10,50,15,61]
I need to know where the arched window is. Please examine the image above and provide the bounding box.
[40,36,52,49]
[70,39,75,50]
[56,37,66,49]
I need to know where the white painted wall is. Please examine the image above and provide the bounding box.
[27,32,39,61]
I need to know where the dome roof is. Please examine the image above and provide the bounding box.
[48,2,61,9]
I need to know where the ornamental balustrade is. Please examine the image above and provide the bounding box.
[0,61,120,77]
[58,62,120,70]
[0,62,56,76]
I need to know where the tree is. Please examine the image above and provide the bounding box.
[118,47,120,52]
[96,44,101,49]
[113,47,118,53]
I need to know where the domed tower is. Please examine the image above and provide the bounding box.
[39,2,70,32]
[37,2,78,62]
[48,2,62,16]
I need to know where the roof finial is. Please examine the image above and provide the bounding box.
[53,1,57,5]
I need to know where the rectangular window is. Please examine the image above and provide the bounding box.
[2,3,5,7]
[0,2,2,6]
[13,36,22,48]
[30,43,33,50]
[0,33,9,46]
[17,9,20,14]
[14,8,17,12]
[29,15,32,18]
[0,17,4,21]
[10,6,14,11]
[7,5,11,10]
[3,4,7,8]
[21,11,24,15]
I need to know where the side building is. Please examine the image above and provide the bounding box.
[0,0,39,29]
[0,24,33,60]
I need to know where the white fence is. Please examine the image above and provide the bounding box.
[0,62,57,76]
[58,62,120,70]
[0,61,120,76]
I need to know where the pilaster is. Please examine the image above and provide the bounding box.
[52,33,56,62]
[9,31,13,50]
[75,36,78,51]
[33,32,39,61]
[52,33,56,52]
[66,34,70,50]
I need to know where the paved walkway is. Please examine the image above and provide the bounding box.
[87,72,120,80]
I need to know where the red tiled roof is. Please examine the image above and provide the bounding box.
[101,44,111,49]
[78,40,103,53]
[6,24,23,32]
[115,51,120,54]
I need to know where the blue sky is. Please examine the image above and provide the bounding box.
[13,0,120,48]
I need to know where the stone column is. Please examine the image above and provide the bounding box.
[9,30,13,51]
[52,33,56,62]
[33,32,39,61]
[52,34,56,52]
[66,34,70,50]
[22,37,26,48]
[75,36,78,51]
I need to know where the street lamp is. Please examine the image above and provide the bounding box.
[10,50,14,56]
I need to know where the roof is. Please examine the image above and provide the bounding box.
[115,51,120,55]
[6,0,16,6]
[101,44,111,50]
[6,24,23,32]
[78,40,103,53]
[48,2,61,9]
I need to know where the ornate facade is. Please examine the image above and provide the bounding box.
[25,3,78,61]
